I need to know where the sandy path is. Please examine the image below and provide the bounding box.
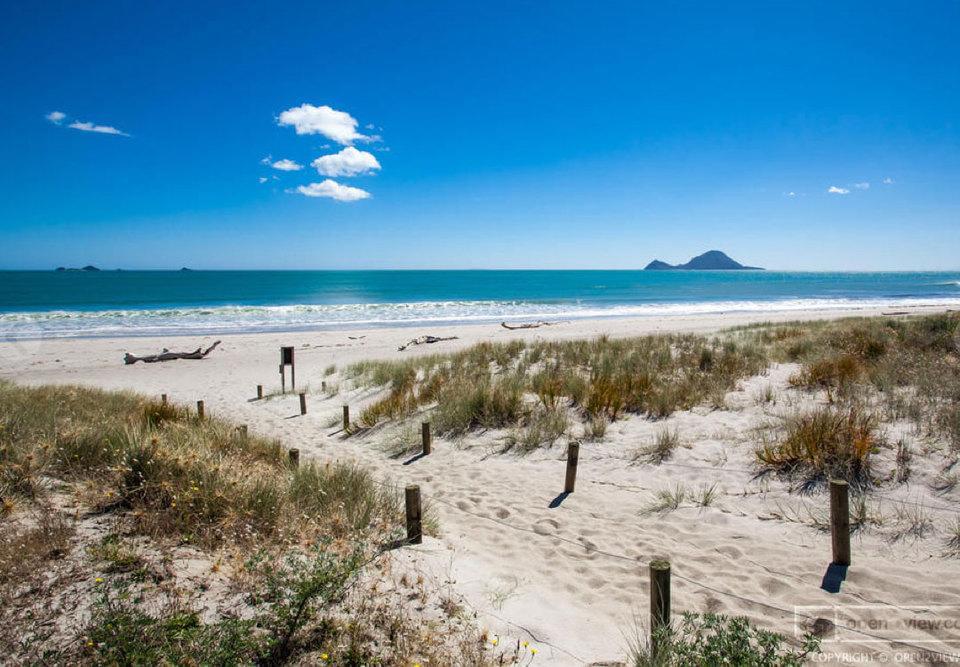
[3,305,959,665]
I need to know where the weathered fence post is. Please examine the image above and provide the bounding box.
[237,424,248,439]
[405,485,422,544]
[342,405,350,429]
[422,422,432,455]
[299,392,307,415]
[830,479,851,566]
[196,400,205,420]
[564,442,580,493]
[256,384,263,400]
[650,559,671,658]
[321,380,327,392]
[161,393,168,405]
[288,448,300,468]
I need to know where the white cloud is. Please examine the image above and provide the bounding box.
[785,191,797,197]
[258,177,269,184]
[296,179,371,202]
[311,146,381,177]
[271,158,302,171]
[853,182,870,190]
[827,186,850,195]
[260,155,272,165]
[46,111,66,124]
[277,104,375,145]
[883,177,895,185]
[68,120,129,136]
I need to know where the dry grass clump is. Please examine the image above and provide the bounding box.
[346,332,766,446]
[0,382,405,547]
[756,406,881,486]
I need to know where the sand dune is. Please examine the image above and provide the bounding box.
[3,305,958,665]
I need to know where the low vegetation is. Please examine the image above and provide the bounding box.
[347,333,766,446]
[745,313,960,450]
[628,612,821,666]
[0,381,482,665]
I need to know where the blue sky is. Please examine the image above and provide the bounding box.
[1,0,958,270]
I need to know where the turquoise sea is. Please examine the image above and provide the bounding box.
[1,270,958,339]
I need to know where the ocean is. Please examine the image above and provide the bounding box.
[1,270,958,339]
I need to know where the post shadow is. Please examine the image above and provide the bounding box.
[820,563,848,593]
[549,491,571,508]
[402,452,427,466]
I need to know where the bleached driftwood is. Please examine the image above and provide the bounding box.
[398,335,458,352]
[124,340,221,365]
[500,321,558,330]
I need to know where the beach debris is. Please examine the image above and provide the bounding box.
[398,335,458,351]
[500,320,558,330]
[123,340,221,364]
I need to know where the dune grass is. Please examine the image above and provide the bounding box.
[0,381,405,547]
[0,381,473,665]
[347,333,766,445]
[744,313,960,449]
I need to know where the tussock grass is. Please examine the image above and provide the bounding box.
[0,382,406,547]
[346,333,766,446]
[756,406,881,487]
[642,484,688,514]
[635,427,682,464]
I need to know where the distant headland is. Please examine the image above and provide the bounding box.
[55,265,101,272]
[644,250,764,271]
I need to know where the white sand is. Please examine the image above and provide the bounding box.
[3,303,959,665]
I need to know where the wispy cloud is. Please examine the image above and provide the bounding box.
[277,104,376,145]
[67,120,130,137]
[827,186,850,195]
[311,147,381,177]
[270,158,302,171]
[258,177,269,184]
[296,179,371,202]
[45,111,66,124]
[853,182,870,190]
[785,191,798,198]
[883,177,895,185]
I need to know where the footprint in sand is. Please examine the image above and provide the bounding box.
[495,508,510,519]
[533,518,560,535]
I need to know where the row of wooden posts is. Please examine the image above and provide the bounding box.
[165,387,853,651]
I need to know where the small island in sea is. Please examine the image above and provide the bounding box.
[644,250,763,271]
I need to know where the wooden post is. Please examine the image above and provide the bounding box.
[161,393,168,405]
[564,442,580,493]
[237,424,248,439]
[342,405,350,429]
[830,479,851,566]
[256,384,263,400]
[422,422,432,455]
[280,364,286,394]
[321,380,327,392]
[405,485,422,544]
[649,559,671,658]
[299,392,307,415]
[196,400,205,420]
[288,448,300,468]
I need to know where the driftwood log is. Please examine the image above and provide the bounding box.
[501,321,558,330]
[398,335,458,352]
[124,340,221,365]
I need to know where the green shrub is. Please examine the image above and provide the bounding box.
[629,612,820,666]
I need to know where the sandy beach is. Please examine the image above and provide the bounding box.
[3,303,959,665]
